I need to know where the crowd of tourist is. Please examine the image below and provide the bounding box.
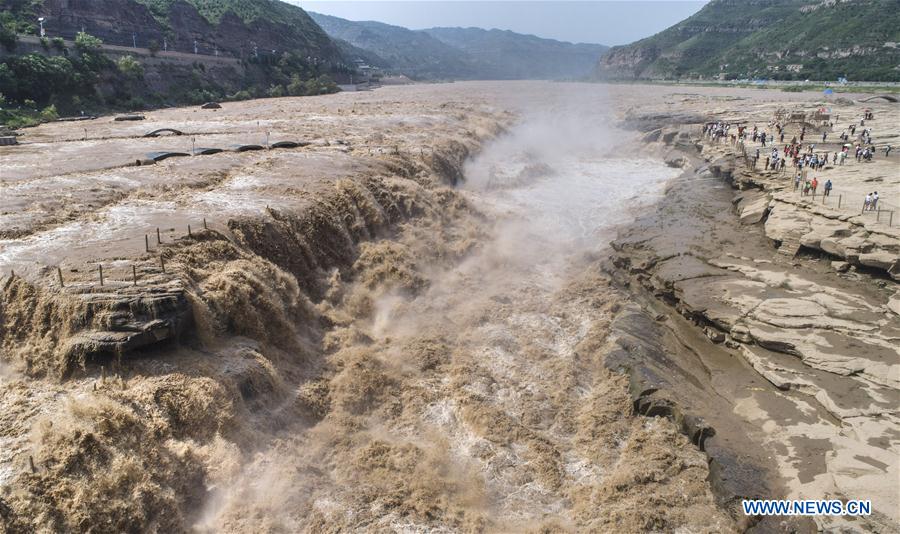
[702,109,891,214]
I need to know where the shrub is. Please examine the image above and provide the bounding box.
[124,96,146,110]
[0,109,40,128]
[51,37,65,51]
[229,90,252,101]
[286,74,305,96]
[267,84,285,98]
[74,32,102,52]
[39,36,49,49]
[116,55,144,79]
[185,88,220,105]
[39,104,58,121]
[0,25,15,52]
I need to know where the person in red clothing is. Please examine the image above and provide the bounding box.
[811,177,819,196]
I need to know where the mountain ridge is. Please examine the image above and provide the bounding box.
[0,0,343,62]
[595,0,900,82]
[309,12,608,80]
[424,26,607,80]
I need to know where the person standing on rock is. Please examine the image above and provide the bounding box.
[864,193,872,211]
[886,145,893,158]
[824,179,832,197]
[794,173,801,191]
[811,177,819,196]
[872,192,879,210]
[822,131,828,143]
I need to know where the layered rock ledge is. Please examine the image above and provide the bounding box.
[609,99,899,531]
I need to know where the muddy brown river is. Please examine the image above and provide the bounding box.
[1,82,897,533]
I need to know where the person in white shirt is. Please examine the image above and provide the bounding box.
[864,193,872,211]
[872,191,879,210]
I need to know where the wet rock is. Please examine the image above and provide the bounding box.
[858,251,899,272]
[730,324,753,344]
[705,327,725,343]
[708,157,735,179]
[747,325,799,355]
[888,293,900,317]
[642,128,663,143]
[664,151,686,168]
[738,191,770,225]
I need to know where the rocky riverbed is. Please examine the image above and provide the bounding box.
[0,82,897,532]
[610,91,899,532]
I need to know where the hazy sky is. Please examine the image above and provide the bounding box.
[294,1,708,46]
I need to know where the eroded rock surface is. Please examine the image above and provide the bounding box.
[613,101,899,531]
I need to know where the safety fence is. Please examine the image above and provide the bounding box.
[735,139,896,228]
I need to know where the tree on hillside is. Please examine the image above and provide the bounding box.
[117,56,144,79]
[74,32,103,52]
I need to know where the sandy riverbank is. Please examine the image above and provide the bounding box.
[0,81,897,532]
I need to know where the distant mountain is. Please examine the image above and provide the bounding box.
[309,12,474,79]
[595,0,900,82]
[424,27,608,80]
[309,12,607,80]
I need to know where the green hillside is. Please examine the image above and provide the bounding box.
[0,0,343,127]
[134,0,320,29]
[596,0,900,82]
